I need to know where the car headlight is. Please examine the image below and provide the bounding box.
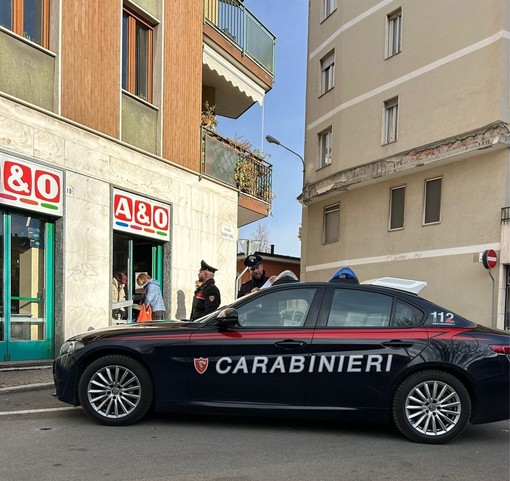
[59,340,85,356]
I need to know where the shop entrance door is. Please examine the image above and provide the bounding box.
[0,211,54,361]
[112,233,163,323]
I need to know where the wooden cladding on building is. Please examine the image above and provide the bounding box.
[57,1,206,172]
[61,0,120,137]
[162,0,203,171]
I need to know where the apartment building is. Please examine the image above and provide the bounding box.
[302,0,509,329]
[0,0,275,361]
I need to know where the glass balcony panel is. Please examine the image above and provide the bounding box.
[202,128,272,204]
[204,0,275,76]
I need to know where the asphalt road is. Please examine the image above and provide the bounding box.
[0,387,508,481]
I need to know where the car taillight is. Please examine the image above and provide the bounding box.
[489,345,510,355]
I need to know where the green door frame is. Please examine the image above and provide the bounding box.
[114,236,163,324]
[153,244,163,284]
[1,213,10,359]
[0,213,54,362]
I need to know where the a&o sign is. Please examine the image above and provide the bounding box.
[0,155,63,216]
[481,249,497,270]
[113,189,170,241]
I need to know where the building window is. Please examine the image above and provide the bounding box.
[122,8,154,103]
[323,203,340,244]
[318,128,332,168]
[322,0,337,20]
[386,8,402,58]
[424,177,442,224]
[389,186,405,230]
[0,0,50,48]
[383,97,399,144]
[320,50,335,95]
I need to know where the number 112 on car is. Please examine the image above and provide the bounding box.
[431,311,455,325]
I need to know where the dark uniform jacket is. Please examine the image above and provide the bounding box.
[237,272,269,298]
[190,278,221,321]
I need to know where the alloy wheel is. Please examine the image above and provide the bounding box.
[87,365,142,419]
[404,380,461,437]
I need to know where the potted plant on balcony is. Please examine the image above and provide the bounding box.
[201,101,217,131]
[234,142,272,202]
[234,157,258,195]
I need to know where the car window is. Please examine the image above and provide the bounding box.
[237,288,317,327]
[327,289,393,327]
[391,300,424,327]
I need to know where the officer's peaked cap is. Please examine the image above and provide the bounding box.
[200,260,217,272]
[244,254,263,267]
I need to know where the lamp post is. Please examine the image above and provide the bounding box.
[265,135,305,188]
[265,134,306,251]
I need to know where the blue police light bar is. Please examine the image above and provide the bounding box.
[328,267,359,284]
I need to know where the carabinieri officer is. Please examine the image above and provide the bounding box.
[190,260,221,321]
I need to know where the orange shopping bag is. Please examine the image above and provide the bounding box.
[137,305,152,322]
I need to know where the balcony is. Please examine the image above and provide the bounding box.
[201,127,272,227]
[204,0,275,75]
[203,0,275,118]
[502,206,510,223]
[502,207,510,265]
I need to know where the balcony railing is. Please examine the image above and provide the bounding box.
[502,206,510,223]
[204,0,276,76]
[201,127,272,204]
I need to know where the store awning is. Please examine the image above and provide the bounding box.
[203,44,265,113]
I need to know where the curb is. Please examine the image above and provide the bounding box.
[0,382,55,394]
[0,365,54,393]
[0,365,52,372]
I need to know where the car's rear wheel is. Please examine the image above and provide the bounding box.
[392,370,471,444]
[78,355,153,426]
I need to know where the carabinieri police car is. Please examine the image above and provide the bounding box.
[53,275,510,444]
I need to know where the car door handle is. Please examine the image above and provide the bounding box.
[381,340,414,349]
[274,340,307,349]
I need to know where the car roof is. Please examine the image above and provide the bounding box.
[261,277,426,296]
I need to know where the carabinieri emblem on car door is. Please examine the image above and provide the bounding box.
[194,357,209,374]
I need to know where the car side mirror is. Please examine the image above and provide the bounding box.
[216,307,239,328]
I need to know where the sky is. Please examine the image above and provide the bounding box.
[217,0,308,258]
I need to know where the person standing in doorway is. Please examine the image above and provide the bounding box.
[237,254,269,298]
[190,260,221,321]
[112,272,127,320]
[136,273,166,320]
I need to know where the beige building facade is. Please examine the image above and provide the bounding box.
[302,0,510,329]
[0,0,275,362]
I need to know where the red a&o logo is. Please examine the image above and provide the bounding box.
[2,160,61,203]
[0,158,63,216]
[113,190,170,240]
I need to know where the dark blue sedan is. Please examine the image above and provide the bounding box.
[53,277,510,444]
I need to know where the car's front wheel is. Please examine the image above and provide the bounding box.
[392,370,471,444]
[78,355,153,426]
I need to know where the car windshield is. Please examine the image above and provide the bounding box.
[188,292,266,324]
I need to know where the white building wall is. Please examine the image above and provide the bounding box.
[0,96,238,338]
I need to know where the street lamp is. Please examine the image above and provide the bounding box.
[265,135,305,186]
[265,134,306,248]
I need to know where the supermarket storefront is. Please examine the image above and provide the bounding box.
[0,154,62,361]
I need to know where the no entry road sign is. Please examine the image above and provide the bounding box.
[482,249,497,270]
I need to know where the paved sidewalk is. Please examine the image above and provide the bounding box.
[0,363,54,393]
